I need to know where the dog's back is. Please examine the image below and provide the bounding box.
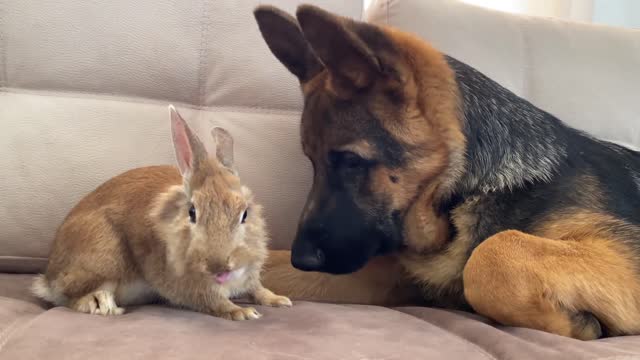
[445,55,640,240]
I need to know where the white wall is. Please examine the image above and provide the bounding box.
[456,0,639,29]
[593,0,640,29]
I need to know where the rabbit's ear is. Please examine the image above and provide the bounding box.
[169,105,207,178]
[211,127,235,170]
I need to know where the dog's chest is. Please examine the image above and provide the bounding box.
[400,197,486,309]
[399,242,471,308]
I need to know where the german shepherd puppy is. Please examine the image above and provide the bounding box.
[254,4,640,340]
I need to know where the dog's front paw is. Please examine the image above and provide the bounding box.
[219,306,262,321]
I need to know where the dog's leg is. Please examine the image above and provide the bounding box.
[463,230,640,339]
[262,250,422,306]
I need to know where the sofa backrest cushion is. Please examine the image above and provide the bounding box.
[366,0,640,150]
[0,0,361,272]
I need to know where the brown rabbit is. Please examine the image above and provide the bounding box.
[31,105,292,320]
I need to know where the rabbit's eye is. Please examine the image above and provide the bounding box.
[189,204,196,223]
[241,209,248,224]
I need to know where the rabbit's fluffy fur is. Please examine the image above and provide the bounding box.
[32,106,291,320]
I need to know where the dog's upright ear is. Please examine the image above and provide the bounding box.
[296,4,382,92]
[254,5,324,83]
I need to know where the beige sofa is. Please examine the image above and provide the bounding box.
[1,0,639,358]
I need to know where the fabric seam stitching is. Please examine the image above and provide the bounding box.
[0,87,301,115]
[386,0,390,24]
[197,0,210,108]
[521,21,533,99]
[0,311,44,353]
[0,0,6,88]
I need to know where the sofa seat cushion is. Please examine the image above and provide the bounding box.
[0,275,47,347]
[1,275,640,360]
[397,307,640,360]
[0,298,44,351]
[1,302,491,359]
[0,274,43,306]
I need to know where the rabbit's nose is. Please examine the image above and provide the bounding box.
[208,260,232,274]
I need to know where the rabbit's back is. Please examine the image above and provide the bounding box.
[43,166,182,296]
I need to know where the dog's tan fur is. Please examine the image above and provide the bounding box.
[262,250,422,306]
[32,107,291,320]
[464,227,640,339]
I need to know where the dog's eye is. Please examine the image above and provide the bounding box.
[329,151,365,169]
[241,209,248,224]
[188,204,196,223]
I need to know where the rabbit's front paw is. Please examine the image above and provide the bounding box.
[220,306,262,321]
[252,287,293,307]
[259,294,292,307]
[72,290,125,316]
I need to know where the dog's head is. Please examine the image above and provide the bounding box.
[255,5,465,274]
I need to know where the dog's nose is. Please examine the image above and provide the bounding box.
[291,229,326,271]
[291,246,325,271]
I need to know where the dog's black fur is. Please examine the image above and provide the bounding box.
[444,56,640,261]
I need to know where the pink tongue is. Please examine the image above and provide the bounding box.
[215,271,232,284]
